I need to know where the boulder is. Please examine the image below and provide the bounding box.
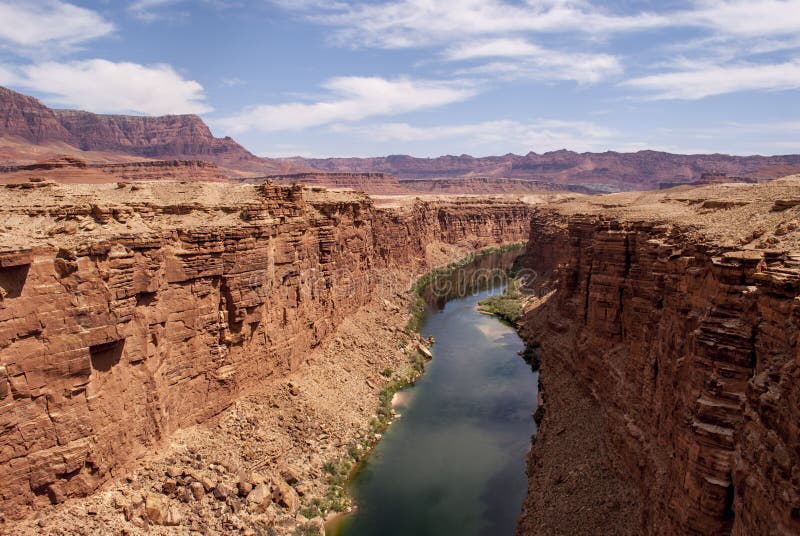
[144,493,181,526]
[271,479,299,512]
[246,483,272,513]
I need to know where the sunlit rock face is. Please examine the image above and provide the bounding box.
[0,180,532,519]
[519,203,800,535]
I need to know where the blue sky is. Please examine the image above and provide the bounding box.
[1,0,799,157]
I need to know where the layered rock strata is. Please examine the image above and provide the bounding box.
[248,172,408,194]
[0,181,532,520]
[518,177,800,535]
[0,157,228,184]
[0,86,299,175]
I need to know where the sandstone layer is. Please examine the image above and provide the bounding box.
[0,180,532,524]
[518,176,800,535]
[399,177,595,195]
[0,156,228,184]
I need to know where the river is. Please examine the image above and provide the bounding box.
[332,251,539,536]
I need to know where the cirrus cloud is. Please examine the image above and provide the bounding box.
[623,59,800,100]
[216,76,477,133]
[447,38,623,84]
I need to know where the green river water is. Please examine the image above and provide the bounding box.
[331,252,539,536]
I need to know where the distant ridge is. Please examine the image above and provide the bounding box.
[3,85,800,191]
[283,150,800,192]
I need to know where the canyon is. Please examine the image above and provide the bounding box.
[0,163,798,534]
[2,84,800,535]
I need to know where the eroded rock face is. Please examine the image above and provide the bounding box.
[0,181,532,520]
[0,87,74,144]
[0,86,299,175]
[519,209,800,535]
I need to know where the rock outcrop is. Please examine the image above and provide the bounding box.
[399,177,595,195]
[52,110,282,174]
[243,172,408,194]
[0,181,532,520]
[0,87,74,144]
[0,86,299,175]
[517,177,800,535]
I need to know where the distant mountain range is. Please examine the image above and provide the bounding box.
[283,151,800,192]
[2,85,800,191]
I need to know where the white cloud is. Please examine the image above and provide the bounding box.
[0,1,114,53]
[9,59,210,115]
[450,39,622,83]
[128,0,241,21]
[444,38,546,60]
[0,63,16,85]
[275,0,800,93]
[293,0,670,49]
[331,118,626,153]
[221,77,245,87]
[687,0,800,38]
[623,59,800,99]
[128,0,181,21]
[283,0,800,47]
[216,76,477,133]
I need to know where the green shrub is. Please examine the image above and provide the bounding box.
[478,277,524,327]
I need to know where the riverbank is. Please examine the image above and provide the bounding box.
[334,250,537,535]
[324,242,528,535]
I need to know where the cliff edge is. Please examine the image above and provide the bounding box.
[518,177,800,535]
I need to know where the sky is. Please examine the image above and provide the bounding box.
[0,0,799,158]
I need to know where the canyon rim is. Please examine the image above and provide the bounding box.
[2,1,800,534]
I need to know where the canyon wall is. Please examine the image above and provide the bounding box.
[519,198,800,535]
[0,181,532,520]
[398,177,595,195]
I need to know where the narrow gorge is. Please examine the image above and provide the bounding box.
[1,175,799,535]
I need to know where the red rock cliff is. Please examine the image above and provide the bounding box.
[518,179,800,535]
[0,181,532,519]
[0,86,299,175]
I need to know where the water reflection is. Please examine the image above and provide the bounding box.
[338,251,538,536]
